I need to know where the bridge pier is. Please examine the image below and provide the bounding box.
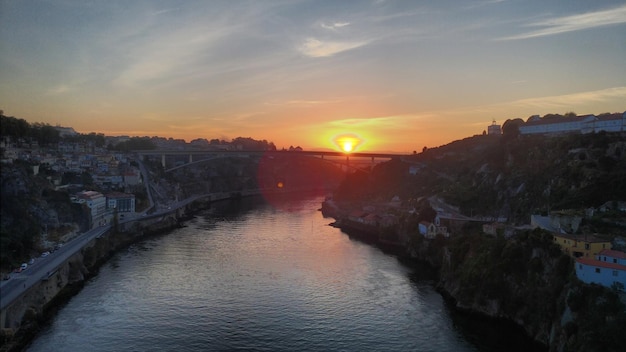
[189,154,193,164]
[161,154,166,168]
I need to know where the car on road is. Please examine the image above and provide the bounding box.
[20,263,28,270]
[28,258,35,265]
[41,251,50,257]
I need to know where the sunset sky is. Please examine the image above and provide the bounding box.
[1,1,625,152]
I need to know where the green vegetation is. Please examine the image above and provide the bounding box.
[109,137,156,151]
[1,115,60,146]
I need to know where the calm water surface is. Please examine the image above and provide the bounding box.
[27,194,529,352]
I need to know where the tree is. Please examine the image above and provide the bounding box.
[502,118,524,140]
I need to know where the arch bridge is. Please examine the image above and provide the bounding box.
[135,149,403,172]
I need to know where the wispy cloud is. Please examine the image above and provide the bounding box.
[298,38,368,57]
[111,23,236,87]
[499,4,626,40]
[509,86,626,109]
[329,113,432,129]
[321,21,351,30]
[458,87,626,116]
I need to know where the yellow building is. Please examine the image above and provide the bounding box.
[553,233,611,258]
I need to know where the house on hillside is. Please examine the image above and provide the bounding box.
[418,219,449,239]
[575,249,626,289]
[418,221,437,239]
[553,233,611,259]
[123,168,141,186]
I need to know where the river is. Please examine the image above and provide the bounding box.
[26,193,537,352]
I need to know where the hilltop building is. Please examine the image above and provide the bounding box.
[487,120,502,135]
[519,112,625,135]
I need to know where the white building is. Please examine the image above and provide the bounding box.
[520,112,626,135]
[73,190,109,227]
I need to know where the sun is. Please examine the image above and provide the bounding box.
[333,133,363,154]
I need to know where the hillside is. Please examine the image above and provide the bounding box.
[337,132,626,227]
[329,131,626,351]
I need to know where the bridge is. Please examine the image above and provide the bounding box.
[135,149,405,172]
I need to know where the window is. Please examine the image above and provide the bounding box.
[595,268,601,273]
[614,259,618,264]
[585,243,590,250]
[579,265,582,270]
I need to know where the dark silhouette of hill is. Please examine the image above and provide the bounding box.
[336,132,626,226]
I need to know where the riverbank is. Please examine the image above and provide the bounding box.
[0,217,182,352]
[320,198,551,351]
[0,192,228,352]
[0,189,331,352]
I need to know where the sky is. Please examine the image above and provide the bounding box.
[1,0,625,153]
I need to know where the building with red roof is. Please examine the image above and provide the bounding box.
[575,249,626,289]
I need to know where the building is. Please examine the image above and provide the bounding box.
[575,249,626,289]
[487,120,502,135]
[482,222,513,237]
[73,190,109,227]
[106,192,136,220]
[418,219,449,239]
[418,221,437,239]
[581,112,626,133]
[553,233,612,258]
[519,112,626,135]
[598,249,626,265]
[123,168,141,186]
[531,214,582,234]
